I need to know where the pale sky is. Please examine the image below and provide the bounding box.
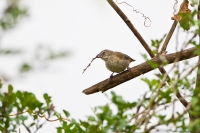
[0,0,197,132]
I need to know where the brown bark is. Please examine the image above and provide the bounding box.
[85,0,189,108]
[160,21,178,54]
[83,47,197,95]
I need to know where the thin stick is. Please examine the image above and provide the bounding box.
[82,57,97,74]
[9,110,84,127]
[160,21,178,54]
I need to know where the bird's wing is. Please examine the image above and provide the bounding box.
[114,52,135,62]
[124,54,135,62]
[113,52,124,60]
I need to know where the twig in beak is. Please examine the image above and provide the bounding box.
[82,55,98,74]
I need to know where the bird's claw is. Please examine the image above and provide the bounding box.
[109,73,114,82]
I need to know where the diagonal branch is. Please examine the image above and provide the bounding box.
[82,47,197,98]
[106,0,188,107]
[189,0,200,123]
[22,122,31,133]
[165,0,192,55]
[160,21,178,54]
[107,0,153,57]
[196,0,200,90]
[107,0,170,80]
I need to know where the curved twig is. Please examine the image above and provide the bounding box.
[115,0,151,27]
[9,110,83,127]
[173,0,178,15]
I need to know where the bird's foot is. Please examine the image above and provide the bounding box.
[109,73,114,82]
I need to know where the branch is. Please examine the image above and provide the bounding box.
[82,47,197,95]
[22,123,31,133]
[196,0,200,89]
[107,0,153,57]
[107,0,171,80]
[106,0,188,107]
[160,21,178,54]
[9,109,83,127]
[198,0,200,21]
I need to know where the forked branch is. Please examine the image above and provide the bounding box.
[106,0,188,107]
[83,47,197,99]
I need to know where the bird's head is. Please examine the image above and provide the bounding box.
[96,49,113,61]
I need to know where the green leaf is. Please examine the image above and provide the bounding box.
[179,12,191,31]
[57,127,63,133]
[0,79,2,88]
[63,110,70,117]
[88,116,96,122]
[8,85,13,93]
[43,93,51,106]
[79,120,89,128]
[147,60,159,69]
[20,63,32,72]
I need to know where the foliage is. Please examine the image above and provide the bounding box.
[0,0,27,30]
[0,0,70,80]
[1,0,200,133]
[0,81,57,133]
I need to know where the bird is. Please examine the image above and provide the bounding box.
[96,49,135,80]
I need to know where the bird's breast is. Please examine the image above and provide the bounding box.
[105,58,129,73]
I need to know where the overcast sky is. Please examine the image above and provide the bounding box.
[0,0,197,132]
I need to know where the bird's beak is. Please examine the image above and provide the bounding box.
[96,53,103,58]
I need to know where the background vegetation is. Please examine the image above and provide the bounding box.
[1,0,200,133]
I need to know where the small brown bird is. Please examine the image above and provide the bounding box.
[96,49,135,79]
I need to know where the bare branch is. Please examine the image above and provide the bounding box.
[107,0,153,57]
[9,109,83,127]
[196,0,200,89]
[104,0,188,107]
[22,123,31,133]
[160,21,178,54]
[82,56,97,74]
[107,0,171,81]
[34,112,52,133]
[82,47,197,95]
[9,110,29,116]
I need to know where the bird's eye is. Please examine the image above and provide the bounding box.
[102,51,106,54]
